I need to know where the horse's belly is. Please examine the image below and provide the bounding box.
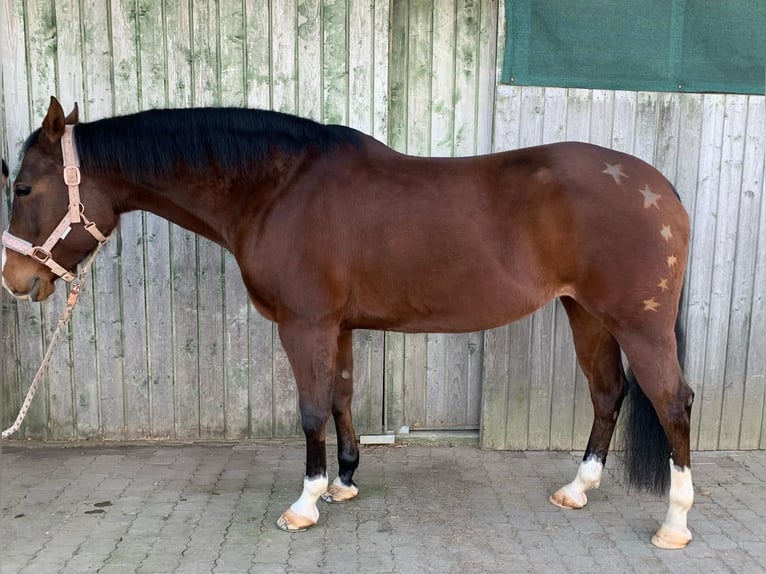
[347,267,560,333]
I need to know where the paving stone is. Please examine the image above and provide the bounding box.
[1,444,763,573]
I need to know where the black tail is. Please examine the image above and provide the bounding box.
[619,295,686,496]
[619,368,672,495]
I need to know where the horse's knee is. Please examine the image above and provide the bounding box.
[300,407,330,438]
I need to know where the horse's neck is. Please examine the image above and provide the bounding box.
[114,159,295,251]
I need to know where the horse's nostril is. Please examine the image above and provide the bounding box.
[29,276,40,298]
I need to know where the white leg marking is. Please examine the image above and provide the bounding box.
[289,475,328,522]
[652,459,694,548]
[320,475,360,503]
[550,455,604,509]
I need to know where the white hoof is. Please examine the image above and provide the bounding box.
[320,478,359,503]
[652,524,692,549]
[276,508,317,532]
[549,487,588,509]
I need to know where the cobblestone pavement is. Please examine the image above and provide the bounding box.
[1,442,763,574]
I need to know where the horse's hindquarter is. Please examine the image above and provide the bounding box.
[246,141,688,334]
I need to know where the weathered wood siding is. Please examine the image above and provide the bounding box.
[481,3,766,451]
[1,0,390,440]
[2,1,764,450]
[385,0,497,432]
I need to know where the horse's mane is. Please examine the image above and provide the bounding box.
[25,108,362,182]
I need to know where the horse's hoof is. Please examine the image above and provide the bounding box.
[320,482,359,504]
[276,509,317,532]
[651,525,692,549]
[549,489,587,509]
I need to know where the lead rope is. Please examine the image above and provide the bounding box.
[2,240,107,439]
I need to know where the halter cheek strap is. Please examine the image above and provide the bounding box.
[2,125,109,283]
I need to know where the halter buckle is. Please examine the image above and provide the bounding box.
[31,247,52,264]
[63,165,81,186]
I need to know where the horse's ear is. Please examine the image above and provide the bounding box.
[41,96,66,142]
[65,102,79,125]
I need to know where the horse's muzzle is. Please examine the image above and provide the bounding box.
[2,246,39,301]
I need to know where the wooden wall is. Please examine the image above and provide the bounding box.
[1,0,390,440]
[2,1,764,451]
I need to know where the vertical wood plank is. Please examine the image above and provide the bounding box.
[242,0,276,434]
[137,1,174,438]
[44,0,84,440]
[589,90,614,147]
[633,91,658,163]
[321,0,346,123]
[687,95,726,450]
[347,0,372,132]
[171,229,200,439]
[698,96,743,450]
[351,331,384,435]
[191,1,226,438]
[24,0,63,439]
[384,331,405,432]
[82,0,124,440]
[564,88,594,449]
[297,0,321,121]
[674,94,704,448]
[654,92,681,182]
[244,0,271,109]
[706,95,746,449]
[527,88,567,449]
[505,319,531,449]
[371,0,389,142]
[219,0,250,439]
[165,2,198,439]
[197,238,225,438]
[249,313,275,437]
[738,96,765,449]
[272,0,297,114]
[270,1,302,436]
[475,0,498,155]
[480,326,509,449]
[111,0,150,439]
[430,0,455,156]
[219,0,246,107]
[384,0,409,433]
[273,326,300,438]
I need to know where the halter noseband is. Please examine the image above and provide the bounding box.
[2,125,108,283]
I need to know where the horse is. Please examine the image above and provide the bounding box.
[2,97,694,549]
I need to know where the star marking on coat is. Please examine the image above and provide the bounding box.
[660,225,673,241]
[602,162,628,185]
[657,278,669,291]
[667,254,677,268]
[638,184,661,209]
[643,297,661,312]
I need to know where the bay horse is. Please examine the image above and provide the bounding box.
[2,97,694,549]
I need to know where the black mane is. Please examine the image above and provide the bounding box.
[27,108,362,181]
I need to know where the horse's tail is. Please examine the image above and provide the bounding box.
[619,292,686,495]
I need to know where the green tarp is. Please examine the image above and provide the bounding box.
[502,0,765,95]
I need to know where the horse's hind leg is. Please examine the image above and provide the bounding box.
[550,298,626,510]
[618,331,694,549]
[321,330,360,503]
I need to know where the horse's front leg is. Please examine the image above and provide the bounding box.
[276,320,339,532]
[321,330,360,503]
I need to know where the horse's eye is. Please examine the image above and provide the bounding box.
[14,185,31,197]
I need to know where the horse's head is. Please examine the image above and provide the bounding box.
[2,97,116,301]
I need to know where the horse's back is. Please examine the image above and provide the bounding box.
[247,139,688,334]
